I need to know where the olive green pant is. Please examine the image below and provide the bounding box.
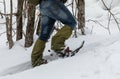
[51,25,72,51]
[31,25,72,67]
[31,40,46,67]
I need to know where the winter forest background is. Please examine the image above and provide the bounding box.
[0,0,120,49]
[0,0,120,79]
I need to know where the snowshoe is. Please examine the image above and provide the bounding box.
[49,41,85,58]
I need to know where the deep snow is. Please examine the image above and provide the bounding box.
[0,0,120,79]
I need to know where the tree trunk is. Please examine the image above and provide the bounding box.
[77,0,85,35]
[24,3,35,47]
[6,0,14,49]
[16,0,24,41]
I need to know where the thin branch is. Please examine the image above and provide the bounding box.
[0,12,17,16]
[86,19,108,29]
[101,0,120,31]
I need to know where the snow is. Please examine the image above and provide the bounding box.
[0,0,120,79]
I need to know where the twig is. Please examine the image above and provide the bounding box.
[101,0,120,31]
[86,19,108,29]
[107,13,112,34]
[0,12,17,16]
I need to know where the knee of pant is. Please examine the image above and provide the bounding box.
[71,21,77,29]
[39,29,51,41]
[66,19,77,29]
[39,34,50,41]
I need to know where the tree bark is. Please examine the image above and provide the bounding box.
[24,3,35,47]
[16,0,24,41]
[77,0,85,35]
[6,0,14,49]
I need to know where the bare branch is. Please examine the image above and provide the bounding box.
[101,0,120,31]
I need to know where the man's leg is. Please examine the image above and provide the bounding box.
[40,0,76,52]
[50,1,77,51]
[40,0,76,29]
[31,15,55,67]
[51,25,72,51]
[31,40,46,67]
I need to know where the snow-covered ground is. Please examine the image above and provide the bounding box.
[0,0,120,79]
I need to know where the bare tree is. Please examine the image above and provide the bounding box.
[6,0,14,49]
[101,0,120,32]
[77,0,85,35]
[16,0,24,41]
[24,3,35,47]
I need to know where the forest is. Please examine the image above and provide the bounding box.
[0,0,120,79]
[0,0,85,49]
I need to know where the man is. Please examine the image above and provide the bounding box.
[31,0,77,67]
